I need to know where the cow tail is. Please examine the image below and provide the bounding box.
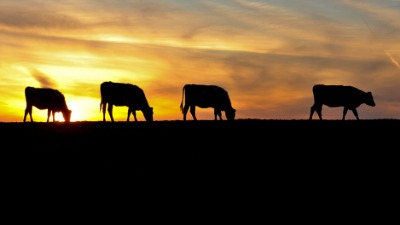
[180,85,185,112]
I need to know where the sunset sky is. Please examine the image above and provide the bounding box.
[1,0,400,122]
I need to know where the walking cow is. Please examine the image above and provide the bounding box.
[100,81,153,122]
[309,84,376,120]
[23,86,72,122]
[180,84,236,121]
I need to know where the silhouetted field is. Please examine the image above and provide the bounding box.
[2,119,398,214]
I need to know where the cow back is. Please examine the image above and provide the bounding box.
[183,84,233,110]
[312,84,375,108]
[100,81,151,110]
[25,87,68,111]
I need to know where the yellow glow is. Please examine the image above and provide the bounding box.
[66,96,100,122]
[150,98,181,121]
[53,52,101,66]
[93,35,142,44]
[92,34,279,54]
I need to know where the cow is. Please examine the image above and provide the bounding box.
[100,81,153,122]
[309,84,376,120]
[23,86,72,123]
[180,84,236,121]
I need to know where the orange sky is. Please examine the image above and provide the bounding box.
[1,0,400,122]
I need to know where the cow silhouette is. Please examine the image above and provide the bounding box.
[100,81,153,122]
[180,84,236,121]
[23,86,72,122]
[309,84,376,120]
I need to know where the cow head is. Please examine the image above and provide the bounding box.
[62,109,72,123]
[365,92,376,107]
[142,107,154,122]
[225,108,236,121]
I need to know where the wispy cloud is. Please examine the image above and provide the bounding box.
[29,68,57,88]
[386,51,400,71]
[0,9,81,30]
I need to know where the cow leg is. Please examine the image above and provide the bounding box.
[107,105,115,122]
[351,108,359,120]
[127,108,132,122]
[189,106,197,121]
[47,109,52,122]
[23,109,27,122]
[102,103,107,122]
[52,111,56,122]
[309,106,314,120]
[316,108,323,120]
[182,104,190,121]
[214,109,222,120]
[310,104,323,120]
[24,105,33,122]
[126,108,138,122]
[342,108,349,120]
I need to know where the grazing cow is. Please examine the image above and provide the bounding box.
[309,84,376,120]
[23,86,72,122]
[100,81,153,122]
[180,84,236,121]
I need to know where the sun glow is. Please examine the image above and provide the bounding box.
[93,35,142,44]
[66,96,101,122]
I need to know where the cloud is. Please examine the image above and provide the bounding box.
[0,7,83,30]
[29,68,57,88]
[385,51,400,71]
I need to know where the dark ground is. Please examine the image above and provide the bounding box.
[1,119,398,220]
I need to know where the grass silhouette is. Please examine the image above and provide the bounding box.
[2,119,397,208]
